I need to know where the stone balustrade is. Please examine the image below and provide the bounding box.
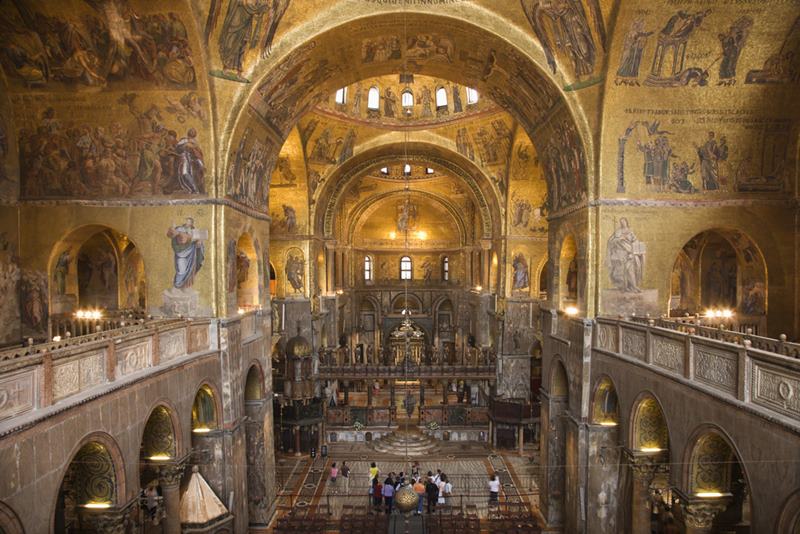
[628,315,800,359]
[0,316,216,430]
[317,364,496,379]
[594,316,800,424]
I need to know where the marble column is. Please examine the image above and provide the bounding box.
[367,380,373,406]
[159,463,185,534]
[293,426,301,456]
[517,425,524,454]
[419,383,425,407]
[625,450,661,534]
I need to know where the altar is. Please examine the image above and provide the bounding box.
[389,317,426,365]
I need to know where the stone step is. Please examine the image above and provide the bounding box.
[371,431,439,457]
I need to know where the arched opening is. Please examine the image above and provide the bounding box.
[363,255,373,282]
[538,260,549,300]
[55,439,121,533]
[269,262,277,296]
[685,429,751,531]
[50,227,146,312]
[559,235,578,309]
[627,394,671,527]
[630,395,669,453]
[391,293,422,315]
[550,360,569,399]
[49,225,146,337]
[591,377,619,426]
[359,298,378,363]
[400,255,412,280]
[367,86,380,110]
[669,229,767,333]
[442,256,449,282]
[245,365,265,402]
[137,405,179,528]
[401,89,414,108]
[234,233,259,311]
[192,385,218,433]
[435,86,448,109]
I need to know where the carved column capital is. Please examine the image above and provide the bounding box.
[158,463,185,488]
[683,500,729,529]
[624,448,664,482]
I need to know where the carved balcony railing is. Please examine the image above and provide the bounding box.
[628,315,800,359]
[317,364,496,380]
[325,405,396,427]
[593,316,800,424]
[420,405,490,426]
[0,317,216,430]
[48,308,150,339]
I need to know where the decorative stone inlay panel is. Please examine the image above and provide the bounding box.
[498,356,531,400]
[694,348,737,394]
[159,329,186,363]
[116,340,152,377]
[241,314,256,339]
[189,324,209,353]
[652,337,684,373]
[53,350,106,401]
[621,328,646,361]
[0,369,36,420]
[557,316,570,340]
[752,362,800,418]
[597,323,619,352]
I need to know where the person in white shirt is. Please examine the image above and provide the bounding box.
[488,474,501,505]
[441,474,452,505]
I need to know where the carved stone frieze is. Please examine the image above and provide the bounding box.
[597,323,619,353]
[694,348,737,394]
[621,328,646,360]
[652,337,684,373]
[0,369,35,420]
[752,362,800,417]
[188,324,209,353]
[53,350,106,400]
[159,329,186,363]
[116,340,151,377]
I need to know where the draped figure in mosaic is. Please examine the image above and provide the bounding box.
[167,218,205,289]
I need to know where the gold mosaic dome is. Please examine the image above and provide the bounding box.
[394,485,420,513]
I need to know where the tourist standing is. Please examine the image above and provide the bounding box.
[442,475,452,505]
[425,476,439,514]
[413,477,426,515]
[438,474,450,506]
[330,462,338,485]
[383,475,395,514]
[373,478,383,513]
[488,474,501,506]
[369,462,380,483]
[341,461,350,494]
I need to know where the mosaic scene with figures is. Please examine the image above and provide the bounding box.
[0,1,798,533]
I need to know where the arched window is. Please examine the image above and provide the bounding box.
[442,256,449,281]
[367,86,380,110]
[380,167,389,175]
[335,87,347,105]
[435,87,448,109]
[400,256,412,280]
[364,256,373,281]
[401,90,414,108]
[403,164,412,176]
[466,87,479,105]
[425,167,434,175]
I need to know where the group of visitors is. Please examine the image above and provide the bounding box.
[365,461,452,515]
